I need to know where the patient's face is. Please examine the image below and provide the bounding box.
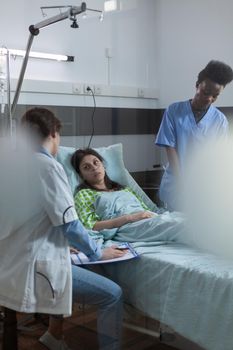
[79,155,105,185]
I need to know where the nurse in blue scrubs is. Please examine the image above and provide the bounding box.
[155,60,233,211]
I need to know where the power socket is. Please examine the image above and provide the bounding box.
[72,83,83,94]
[94,85,102,95]
[84,84,94,94]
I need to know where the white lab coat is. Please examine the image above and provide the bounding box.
[0,149,77,316]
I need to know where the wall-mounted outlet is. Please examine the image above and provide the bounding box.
[84,84,94,94]
[94,85,102,95]
[72,83,83,94]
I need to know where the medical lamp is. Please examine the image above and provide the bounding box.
[10,3,87,119]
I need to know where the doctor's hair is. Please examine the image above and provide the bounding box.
[197,60,233,87]
[21,107,62,140]
[71,148,125,192]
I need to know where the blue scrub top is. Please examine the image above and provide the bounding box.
[155,100,228,210]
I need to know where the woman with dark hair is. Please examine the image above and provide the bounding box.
[71,148,125,193]
[71,148,185,243]
[0,108,124,350]
[155,60,233,211]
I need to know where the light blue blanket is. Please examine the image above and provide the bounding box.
[94,190,188,244]
[101,242,233,350]
[91,191,233,350]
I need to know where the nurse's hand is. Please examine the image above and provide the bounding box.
[100,246,127,260]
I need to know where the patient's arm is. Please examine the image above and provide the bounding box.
[93,211,154,231]
[75,188,155,231]
[74,189,100,229]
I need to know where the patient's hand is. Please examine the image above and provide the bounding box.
[100,246,127,260]
[128,211,155,223]
[94,211,156,231]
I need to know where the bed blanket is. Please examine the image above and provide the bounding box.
[101,242,233,350]
[94,190,188,244]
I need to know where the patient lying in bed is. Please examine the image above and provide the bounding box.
[71,148,188,244]
[56,145,233,350]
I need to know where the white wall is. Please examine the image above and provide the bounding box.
[154,0,233,108]
[1,0,233,108]
[0,0,159,109]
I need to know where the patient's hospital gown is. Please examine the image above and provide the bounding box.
[75,188,187,244]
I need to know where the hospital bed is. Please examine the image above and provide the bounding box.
[57,143,233,350]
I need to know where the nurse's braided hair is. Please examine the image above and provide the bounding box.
[21,107,62,140]
[71,148,125,192]
[197,60,233,87]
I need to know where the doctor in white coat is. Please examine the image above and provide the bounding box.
[0,107,125,350]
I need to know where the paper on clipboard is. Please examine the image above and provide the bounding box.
[70,242,139,265]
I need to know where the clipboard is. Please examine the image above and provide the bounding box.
[70,242,139,265]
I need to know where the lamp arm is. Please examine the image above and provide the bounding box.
[11,33,34,118]
[33,3,86,31]
[11,2,86,118]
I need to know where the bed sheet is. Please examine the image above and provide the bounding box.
[101,242,233,350]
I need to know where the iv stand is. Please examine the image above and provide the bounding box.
[10,2,86,119]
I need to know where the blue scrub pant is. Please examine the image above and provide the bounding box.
[72,265,123,350]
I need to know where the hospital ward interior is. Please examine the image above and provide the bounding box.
[1,0,233,349]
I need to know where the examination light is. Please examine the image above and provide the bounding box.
[41,5,104,29]
[5,1,103,130]
[70,19,79,28]
[10,2,87,118]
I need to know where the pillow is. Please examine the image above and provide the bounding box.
[56,144,127,194]
[56,143,157,211]
[56,145,78,194]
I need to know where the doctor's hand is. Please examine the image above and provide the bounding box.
[100,246,127,260]
[69,246,79,254]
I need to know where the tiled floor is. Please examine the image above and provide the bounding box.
[0,310,179,350]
